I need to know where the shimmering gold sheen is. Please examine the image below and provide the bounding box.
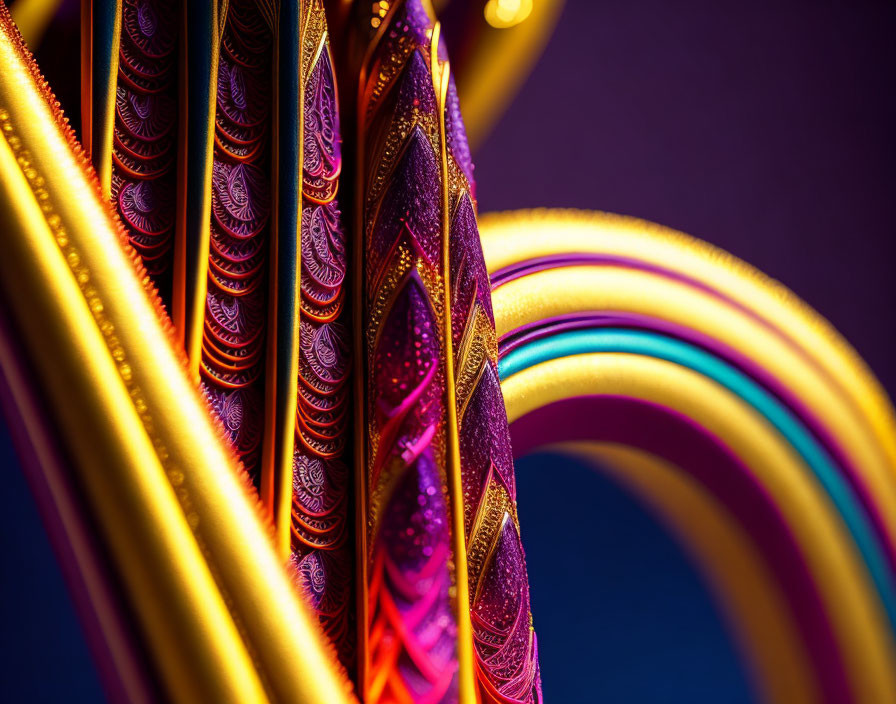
[80,0,121,198]
[453,0,563,148]
[481,209,896,563]
[9,0,62,47]
[484,209,896,703]
[0,17,353,703]
[3,2,893,699]
[177,1,223,380]
[354,5,478,699]
[481,209,896,472]
[0,121,268,704]
[435,41,478,704]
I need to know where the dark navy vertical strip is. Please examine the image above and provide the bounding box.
[90,0,119,172]
[274,0,301,512]
[182,0,218,354]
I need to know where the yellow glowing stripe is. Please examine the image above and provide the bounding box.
[435,20,478,701]
[0,126,268,703]
[353,6,371,687]
[178,1,222,379]
[80,0,121,198]
[557,442,818,704]
[488,264,896,558]
[501,353,896,702]
[262,0,297,562]
[453,0,563,149]
[480,209,896,486]
[99,1,121,198]
[0,18,353,704]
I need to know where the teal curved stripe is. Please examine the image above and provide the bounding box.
[499,327,896,633]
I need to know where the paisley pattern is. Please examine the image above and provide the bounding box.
[359,2,540,702]
[111,0,179,309]
[289,1,355,672]
[200,0,273,485]
[98,0,538,696]
[359,3,459,702]
[5,2,892,702]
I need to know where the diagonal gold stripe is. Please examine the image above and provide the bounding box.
[0,9,354,702]
[0,115,269,704]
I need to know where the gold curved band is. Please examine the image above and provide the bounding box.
[502,352,896,702]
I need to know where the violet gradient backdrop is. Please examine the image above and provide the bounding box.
[1,1,894,701]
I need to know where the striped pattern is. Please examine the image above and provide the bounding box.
[111,0,180,310]
[484,209,896,704]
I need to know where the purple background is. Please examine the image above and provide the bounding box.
[472,0,896,397]
[0,1,893,701]
[466,1,896,700]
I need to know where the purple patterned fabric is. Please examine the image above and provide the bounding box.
[444,76,474,193]
[200,0,273,484]
[442,18,541,704]
[358,1,540,701]
[290,7,354,671]
[112,0,179,309]
[449,201,541,702]
[360,2,460,701]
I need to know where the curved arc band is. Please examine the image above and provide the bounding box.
[501,327,896,633]
[502,353,896,703]
[484,209,896,704]
[482,209,896,475]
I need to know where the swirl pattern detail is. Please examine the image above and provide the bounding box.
[111,0,179,309]
[289,0,355,673]
[200,0,273,485]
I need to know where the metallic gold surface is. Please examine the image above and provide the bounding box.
[81,0,122,198]
[2,2,891,698]
[436,29,478,704]
[9,0,62,47]
[353,4,479,698]
[175,1,222,379]
[481,213,896,562]
[481,209,896,475]
[501,352,896,702]
[0,121,268,704]
[352,5,371,688]
[0,322,157,704]
[559,442,818,704]
[266,4,294,561]
[0,12,353,702]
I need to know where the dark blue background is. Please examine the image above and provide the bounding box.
[2,1,895,701]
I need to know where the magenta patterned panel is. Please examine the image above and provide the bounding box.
[359,2,461,701]
[358,1,542,702]
[446,74,542,704]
